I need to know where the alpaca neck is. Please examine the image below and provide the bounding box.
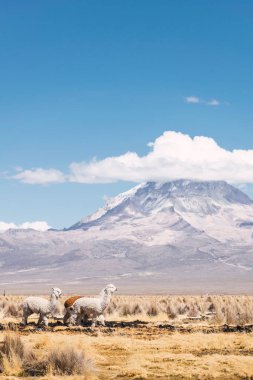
[100,291,112,311]
[49,293,59,313]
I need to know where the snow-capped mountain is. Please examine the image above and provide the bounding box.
[0,180,253,294]
[68,180,253,244]
[74,180,253,230]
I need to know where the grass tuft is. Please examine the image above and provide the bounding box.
[49,346,93,375]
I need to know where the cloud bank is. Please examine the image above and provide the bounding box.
[0,221,51,233]
[12,131,253,185]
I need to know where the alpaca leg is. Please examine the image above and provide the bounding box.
[76,313,84,326]
[98,314,105,326]
[68,315,77,326]
[63,309,70,325]
[22,310,29,325]
[91,316,97,327]
[66,308,78,326]
[42,315,49,326]
[37,314,43,325]
[80,312,88,326]
[22,307,31,325]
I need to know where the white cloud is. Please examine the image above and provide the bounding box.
[0,221,51,233]
[13,168,65,184]
[185,96,201,104]
[185,96,222,106]
[207,99,220,106]
[0,222,16,232]
[11,131,253,185]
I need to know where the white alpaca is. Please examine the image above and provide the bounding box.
[22,287,62,326]
[68,284,117,327]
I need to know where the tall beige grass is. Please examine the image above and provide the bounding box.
[0,297,23,319]
[1,294,253,325]
[0,332,95,377]
[104,294,253,325]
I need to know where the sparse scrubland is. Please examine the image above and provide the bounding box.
[1,294,253,378]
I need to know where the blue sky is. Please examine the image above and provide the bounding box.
[1,0,253,229]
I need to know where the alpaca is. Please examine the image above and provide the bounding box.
[22,287,62,326]
[63,295,105,325]
[63,295,82,324]
[68,284,117,327]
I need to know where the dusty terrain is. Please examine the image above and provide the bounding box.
[0,295,253,379]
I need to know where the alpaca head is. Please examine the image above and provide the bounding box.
[104,284,117,295]
[51,287,62,298]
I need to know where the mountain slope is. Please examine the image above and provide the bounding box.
[0,180,253,293]
[68,180,253,244]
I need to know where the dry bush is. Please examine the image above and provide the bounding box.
[0,333,94,377]
[49,346,93,376]
[0,298,23,319]
[1,333,25,360]
[212,304,225,325]
[0,333,28,375]
[23,357,48,377]
[158,298,168,314]
[105,300,117,315]
[120,303,132,317]
[166,304,177,319]
[5,302,22,318]
[188,304,200,318]
[131,303,143,315]
[146,302,158,317]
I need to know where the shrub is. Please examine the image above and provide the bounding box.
[0,334,27,376]
[132,303,143,315]
[146,303,158,317]
[120,304,132,316]
[188,305,199,318]
[105,300,117,315]
[6,302,22,318]
[1,334,25,360]
[0,334,95,377]
[49,346,92,375]
[167,305,177,319]
[23,356,48,377]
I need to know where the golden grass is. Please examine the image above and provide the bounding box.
[0,295,253,378]
[1,294,253,325]
[1,328,253,379]
[0,332,95,378]
[104,294,253,325]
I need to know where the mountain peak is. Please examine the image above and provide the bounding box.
[140,180,252,204]
[68,180,253,230]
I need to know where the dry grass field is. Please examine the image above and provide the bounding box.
[0,295,253,379]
